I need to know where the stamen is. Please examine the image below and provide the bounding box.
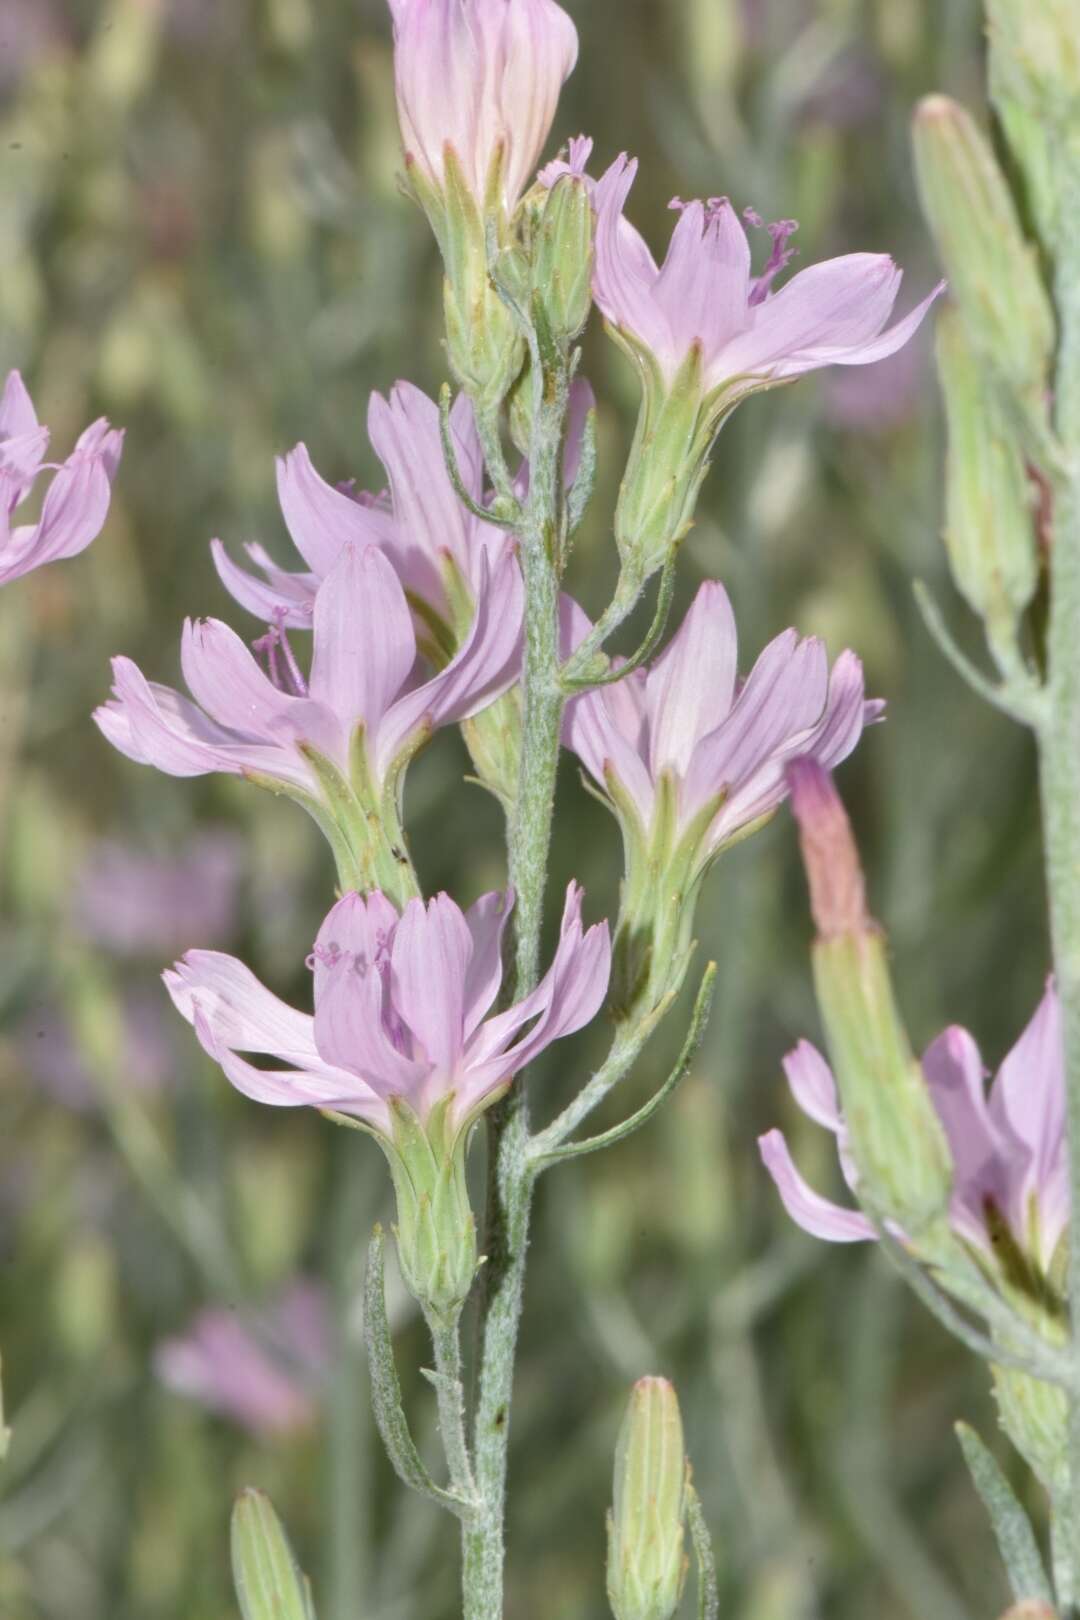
[747,212,800,306]
[252,609,308,697]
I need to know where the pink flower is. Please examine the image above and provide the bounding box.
[759,981,1066,1267]
[211,383,509,634]
[387,0,578,209]
[94,541,521,800]
[164,881,610,1136]
[73,832,242,957]
[155,1280,330,1437]
[565,581,879,856]
[0,370,123,586]
[592,155,944,394]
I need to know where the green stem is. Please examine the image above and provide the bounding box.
[425,1309,476,1503]
[324,1135,375,1620]
[464,372,568,1619]
[1036,133,1080,1611]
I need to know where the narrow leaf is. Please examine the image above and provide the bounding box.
[956,1422,1053,1605]
[535,962,716,1167]
[363,1227,474,1519]
[686,1482,719,1620]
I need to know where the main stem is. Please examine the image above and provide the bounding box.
[1037,136,1080,1612]
[464,394,567,1619]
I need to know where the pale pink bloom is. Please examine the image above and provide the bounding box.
[564,581,880,854]
[95,542,521,797]
[387,0,578,208]
[212,384,508,631]
[165,882,610,1136]
[759,981,1067,1266]
[73,832,242,957]
[592,155,944,392]
[155,1280,329,1437]
[212,378,591,635]
[0,371,123,586]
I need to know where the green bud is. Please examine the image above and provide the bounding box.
[791,761,951,1236]
[913,96,1054,404]
[382,1096,481,1326]
[532,175,594,346]
[410,149,525,414]
[935,306,1037,663]
[231,1490,316,1620]
[813,933,953,1235]
[607,1378,689,1620]
[985,0,1080,127]
[613,343,718,583]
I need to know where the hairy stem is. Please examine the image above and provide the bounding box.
[426,1310,477,1504]
[1037,135,1080,1609]
[465,368,568,1618]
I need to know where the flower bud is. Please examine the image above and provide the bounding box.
[913,96,1054,404]
[231,1490,315,1620]
[789,760,952,1237]
[382,1096,480,1326]
[532,173,595,345]
[935,307,1037,663]
[985,0,1080,125]
[436,151,526,413]
[607,1378,689,1620]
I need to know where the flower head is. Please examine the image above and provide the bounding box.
[165,880,610,1136]
[212,384,509,640]
[0,370,123,586]
[388,0,578,211]
[593,156,944,394]
[565,584,878,1017]
[566,581,878,855]
[759,980,1066,1271]
[96,541,520,805]
[155,1280,329,1437]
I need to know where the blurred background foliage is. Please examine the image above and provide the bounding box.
[0,0,1047,1617]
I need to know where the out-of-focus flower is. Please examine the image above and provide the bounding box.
[165,881,609,1137]
[822,328,928,434]
[588,159,942,577]
[95,543,522,896]
[166,882,609,1317]
[154,1280,330,1437]
[0,371,123,587]
[565,583,878,1013]
[759,981,1065,1268]
[0,0,67,94]
[73,832,243,958]
[19,989,174,1112]
[387,0,578,211]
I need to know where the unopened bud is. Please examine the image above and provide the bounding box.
[788,761,952,1236]
[533,174,595,344]
[607,1378,689,1620]
[985,0,1080,125]
[434,150,526,413]
[383,1096,479,1326]
[935,307,1037,661]
[231,1489,315,1620]
[913,96,1054,404]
